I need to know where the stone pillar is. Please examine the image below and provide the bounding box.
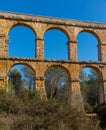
[69,78,84,109]
[0,60,7,90]
[0,77,7,90]
[35,37,44,60]
[67,40,78,61]
[35,76,46,98]
[99,79,105,104]
[98,43,106,62]
[103,79,106,103]
[0,34,8,57]
[0,34,8,89]
[98,65,106,103]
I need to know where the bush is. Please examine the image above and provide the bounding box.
[17,89,40,102]
[94,103,106,129]
[0,90,22,115]
[0,89,101,130]
[94,103,106,116]
[12,100,100,130]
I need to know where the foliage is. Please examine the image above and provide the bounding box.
[94,103,106,116]
[87,69,99,105]
[45,66,69,101]
[0,89,22,115]
[94,103,106,129]
[4,67,102,129]
[8,69,25,94]
[79,69,99,112]
[17,88,41,102]
[21,65,35,91]
[0,89,100,130]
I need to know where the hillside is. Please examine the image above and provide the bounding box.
[0,89,101,130]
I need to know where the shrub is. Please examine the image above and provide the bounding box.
[0,90,22,115]
[94,103,106,129]
[17,89,41,102]
[0,89,101,130]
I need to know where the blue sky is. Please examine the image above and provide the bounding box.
[1,0,106,61]
[1,0,106,22]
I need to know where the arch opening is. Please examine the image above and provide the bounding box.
[8,64,35,95]
[44,66,70,102]
[79,67,104,113]
[44,29,68,60]
[8,25,36,58]
[77,32,98,61]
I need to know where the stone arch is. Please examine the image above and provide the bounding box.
[8,63,36,93]
[7,23,37,37]
[8,24,36,58]
[45,26,70,40]
[8,63,35,74]
[45,64,71,77]
[79,65,104,108]
[77,29,101,43]
[79,65,102,76]
[77,30,99,61]
[44,28,68,60]
[44,65,70,100]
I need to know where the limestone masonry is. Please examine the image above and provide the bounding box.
[0,11,106,108]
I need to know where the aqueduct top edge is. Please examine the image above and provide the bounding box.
[0,11,106,29]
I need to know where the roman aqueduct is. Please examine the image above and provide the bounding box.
[0,11,106,108]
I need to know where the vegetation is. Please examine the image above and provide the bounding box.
[45,66,69,101]
[0,89,101,130]
[8,69,25,94]
[94,103,106,129]
[79,69,100,112]
[4,66,103,129]
[8,65,35,94]
[21,65,35,91]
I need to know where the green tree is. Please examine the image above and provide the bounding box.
[79,69,99,112]
[87,69,99,106]
[45,67,69,101]
[8,69,24,94]
[79,70,89,105]
[21,66,35,91]
[79,70,88,82]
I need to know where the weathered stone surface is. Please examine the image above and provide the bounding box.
[0,11,106,109]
